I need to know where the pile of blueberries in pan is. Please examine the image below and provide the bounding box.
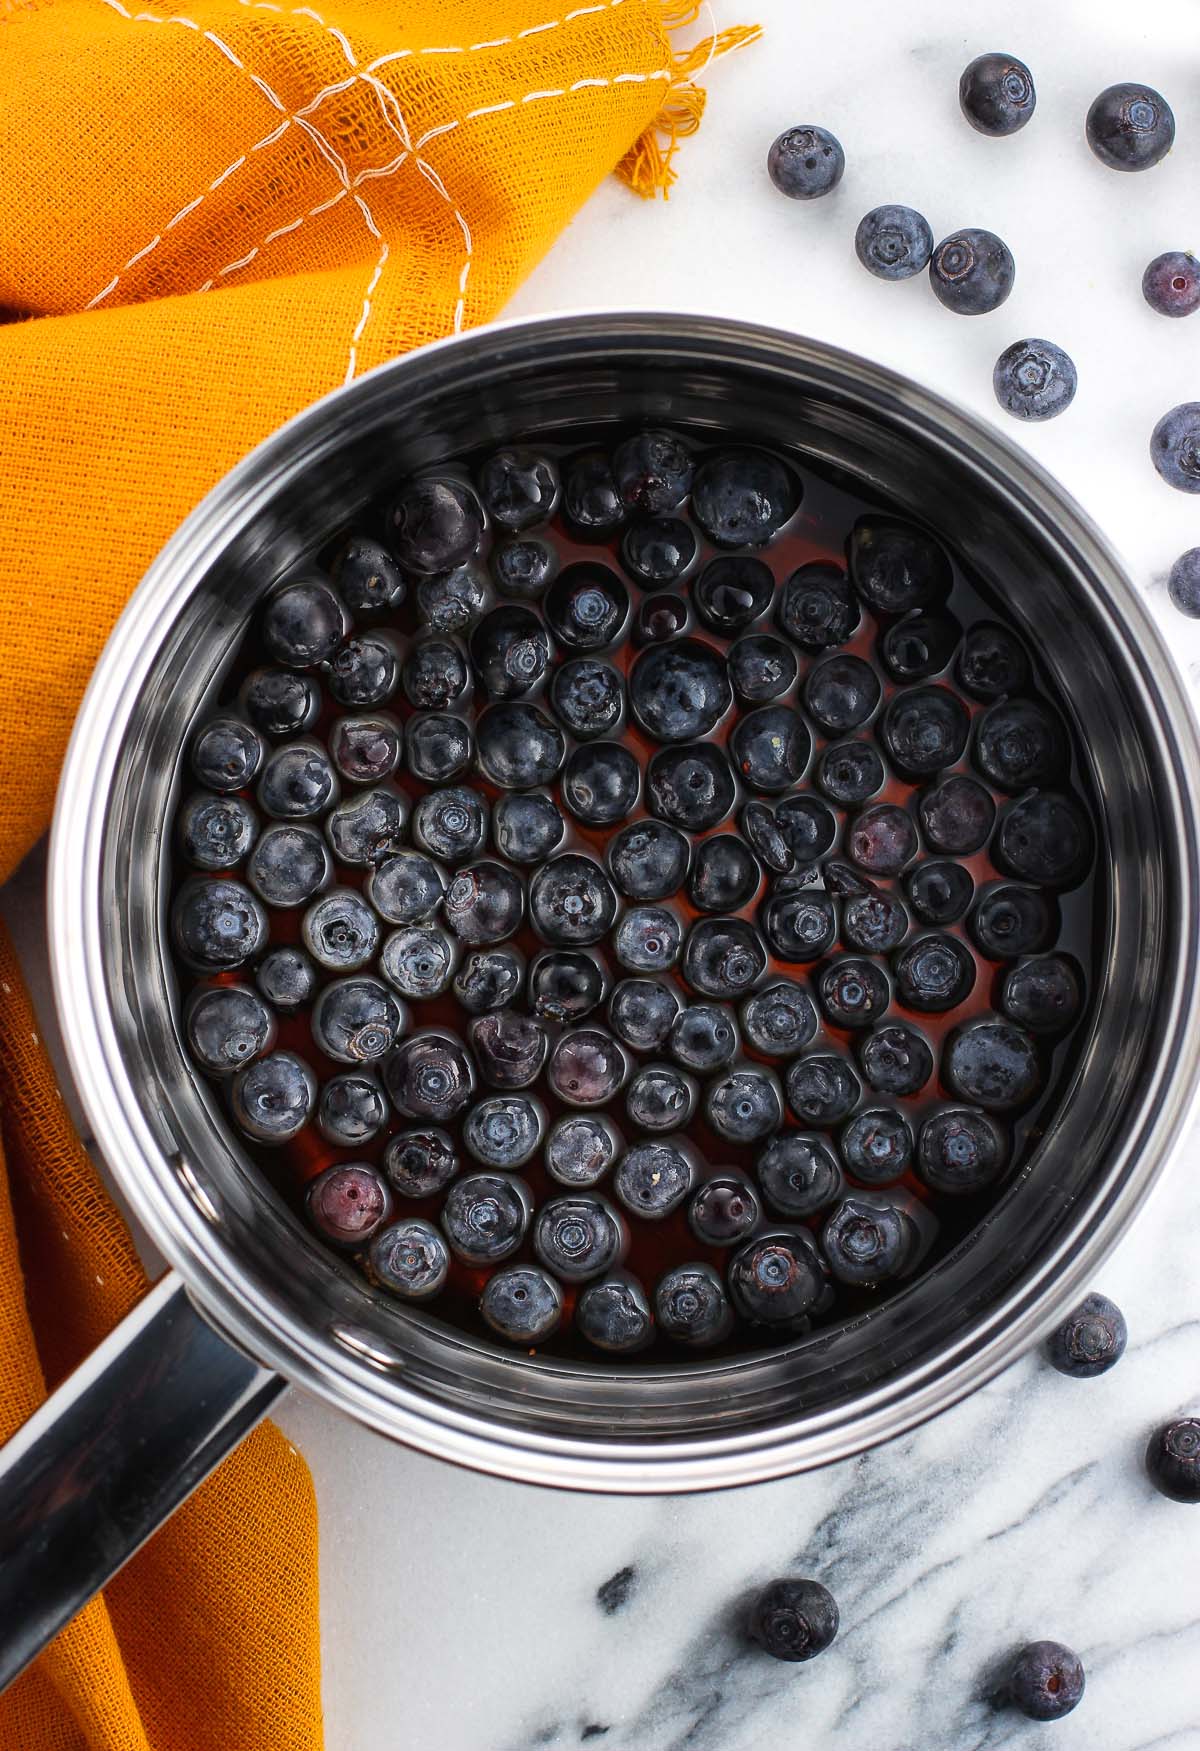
[171,426,1096,1357]
[767,52,1200,620]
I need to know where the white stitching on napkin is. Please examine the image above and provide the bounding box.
[364,0,626,71]
[410,66,671,151]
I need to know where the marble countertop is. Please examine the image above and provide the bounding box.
[5,0,1200,1745]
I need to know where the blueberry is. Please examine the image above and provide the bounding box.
[846,803,919,876]
[822,856,870,901]
[840,1107,913,1184]
[478,448,559,532]
[748,1579,839,1662]
[688,1172,762,1245]
[818,957,891,1028]
[880,612,961,683]
[1143,251,1200,319]
[480,1265,564,1345]
[384,1030,475,1122]
[688,835,760,914]
[629,638,731,744]
[943,1019,1041,1110]
[786,1054,861,1127]
[706,1066,783,1143]
[231,1049,317,1143]
[907,858,974,924]
[366,850,445,924]
[822,1192,913,1283]
[186,983,276,1075]
[999,955,1084,1034]
[728,633,798,704]
[179,791,260,871]
[302,887,379,971]
[621,518,696,585]
[463,1093,545,1168]
[757,1133,842,1217]
[767,125,844,199]
[882,686,969,776]
[916,1106,1007,1194]
[777,562,859,650]
[1167,548,1200,617]
[576,1273,654,1352]
[476,703,565,791]
[329,713,403,785]
[815,739,884,805]
[958,622,1029,701]
[613,429,695,513]
[842,889,909,954]
[918,776,995,855]
[328,631,400,707]
[548,1029,628,1106]
[545,562,629,650]
[668,1002,739,1073]
[1087,81,1174,171]
[240,668,321,737]
[492,791,565,864]
[528,951,605,1025]
[635,593,690,644]
[330,534,407,616]
[491,536,558,600]
[775,795,837,867]
[190,716,264,793]
[453,947,525,1014]
[683,918,767,1000]
[389,475,484,575]
[1000,792,1094,889]
[261,579,348,669]
[730,705,811,794]
[803,655,879,733]
[444,862,524,947]
[529,853,617,946]
[625,1064,696,1134]
[470,606,551,700]
[255,946,318,1013]
[1001,1642,1085,1721]
[563,450,626,536]
[312,977,404,1064]
[307,1162,391,1247]
[257,740,338,820]
[1145,1417,1200,1503]
[606,820,690,902]
[739,801,794,877]
[417,563,489,636]
[694,556,774,634]
[1150,403,1200,492]
[469,1010,549,1089]
[316,1072,388,1146]
[412,785,490,864]
[728,1229,831,1326]
[546,1113,621,1188]
[402,635,470,711]
[614,1139,694,1213]
[609,977,682,1052]
[1046,1292,1127,1378]
[406,712,473,784]
[380,922,459,998]
[647,744,736,832]
[562,741,641,825]
[857,1022,933,1095]
[369,1218,451,1300]
[760,881,837,961]
[655,1262,733,1346]
[959,52,1036,135]
[551,658,625,739]
[382,1127,459,1198]
[534,1194,623,1282]
[614,905,682,974]
[854,204,933,279]
[894,933,975,1010]
[443,1172,532,1264]
[691,449,800,547]
[173,877,267,970]
[970,883,1057,958]
[849,517,952,616]
[994,337,1078,421]
[929,228,1015,314]
[741,981,818,1056]
[325,789,406,868]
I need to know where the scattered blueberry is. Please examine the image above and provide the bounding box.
[959,52,1036,135]
[1167,548,1200,618]
[929,228,1015,315]
[994,339,1077,421]
[1150,402,1200,493]
[1086,82,1174,171]
[1143,251,1200,319]
[748,1579,839,1662]
[1046,1292,1127,1378]
[1145,1417,1200,1503]
[767,125,845,200]
[855,204,933,280]
[999,1641,1085,1721]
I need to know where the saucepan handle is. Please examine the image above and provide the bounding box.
[0,1270,282,1691]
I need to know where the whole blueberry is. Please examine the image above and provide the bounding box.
[613,428,695,514]
[740,801,794,875]
[329,714,403,786]
[624,1064,697,1134]
[757,1133,842,1218]
[655,1262,733,1346]
[683,918,767,1000]
[545,563,629,650]
[301,887,379,971]
[534,1194,623,1282]
[804,655,881,734]
[406,713,473,784]
[855,204,934,279]
[384,1030,476,1121]
[847,803,919,875]
[389,475,484,575]
[240,668,321,737]
[1046,1292,1127,1378]
[622,517,697,585]
[576,1273,654,1353]
[919,776,995,855]
[443,1173,532,1264]
[815,739,885,805]
[768,125,845,199]
[380,923,458,998]
[607,820,691,901]
[529,853,617,946]
[256,946,319,1013]
[328,632,400,707]
[695,556,774,634]
[916,1106,1007,1194]
[907,859,974,924]
[1087,82,1174,171]
[614,1139,694,1215]
[959,52,1036,135]
[366,850,445,925]
[325,789,406,868]
[668,1002,740,1073]
[1143,252,1200,319]
[894,933,975,1010]
[777,562,859,650]
[882,686,969,776]
[689,1173,762,1246]
[999,955,1084,1035]
[1167,548,1200,617]
[818,957,891,1028]
[173,877,267,970]
[635,593,690,645]
[1145,1417,1200,1503]
[563,450,626,536]
[880,611,962,683]
[548,1029,628,1107]
[307,1162,391,1247]
[476,702,566,791]
[412,786,490,864]
[546,1113,621,1187]
[453,947,525,1015]
[731,705,811,794]
[261,579,348,669]
[491,535,558,600]
[786,1054,861,1127]
[929,228,1015,314]
[463,1093,545,1169]
[416,564,488,636]
[943,1019,1041,1110]
[190,716,263,794]
[312,977,404,1064]
[741,981,818,1056]
[629,638,732,743]
[330,534,407,616]
[382,1127,459,1199]
[840,1107,913,1185]
[775,795,837,866]
[970,883,1057,958]
[843,890,909,954]
[728,1230,830,1326]
[402,635,470,711]
[562,741,641,825]
[609,978,682,1053]
[550,658,625,739]
[858,1023,933,1096]
[996,792,1094,888]
[1002,1641,1085,1721]
[444,861,524,946]
[1150,403,1200,493]
[691,449,800,547]
[614,905,682,974]
[689,835,760,914]
[529,951,606,1023]
[179,791,260,871]
[480,1265,564,1345]
[478,448,560,531]
[822,1193,913,1284]
[186,983,276,1075]
[647,744,736,831]
[994,339,1077,421]
[748,1579,839,1662]
[370,1218,452,1300]
[728,633,798,704]
[231,1050,317,1143]
[257,740,338,820]
[707,1066,784,1143]
[492,791,565,864]
[849,518,952,616]
[470,606,551,700]
[760,881,837,961]
[469,1010,550,1089]
[316,1072,388,1146]
[958,622,1029,701]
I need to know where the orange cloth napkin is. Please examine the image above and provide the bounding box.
[0,0,758,1744]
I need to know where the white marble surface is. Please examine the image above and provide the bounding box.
[6,0,1200,1744]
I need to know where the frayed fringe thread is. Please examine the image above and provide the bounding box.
[617,15,762,200]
